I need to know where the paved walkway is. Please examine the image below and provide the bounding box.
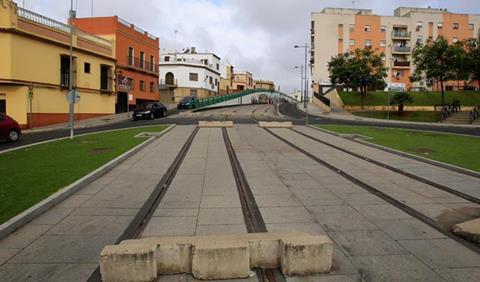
[0,126,195,281]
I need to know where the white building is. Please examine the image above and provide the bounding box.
[159,47,221,103]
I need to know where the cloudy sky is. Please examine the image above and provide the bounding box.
[16,0,480,92]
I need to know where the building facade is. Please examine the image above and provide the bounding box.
[159,49,221,103]
[311,7,480,91]
[232,71,254,91]
[255,80,275,91]
[73,16,160,112]
[219,62,234,95]
[0,0,115,128]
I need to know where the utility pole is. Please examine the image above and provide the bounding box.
[295,65,304,103]
[91,0,93,17]
[68,0,75,139]
[295,43,310,126]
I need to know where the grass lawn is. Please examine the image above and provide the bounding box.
[339,91,480,106]
[352,111,441,123]
[317,125,480,172]
[0,125,168,224]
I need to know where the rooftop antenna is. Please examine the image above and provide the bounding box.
[174,30,178,54]
[91,0,93,17]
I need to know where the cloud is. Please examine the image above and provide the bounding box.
[15,0,480,92]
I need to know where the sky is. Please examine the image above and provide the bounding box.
[15,0,480,93]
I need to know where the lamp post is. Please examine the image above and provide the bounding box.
[295,43,310,126]
[68,0,76,139]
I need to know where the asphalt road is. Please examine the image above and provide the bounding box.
[1,103,479,152]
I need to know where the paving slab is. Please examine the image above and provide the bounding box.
[0,263,98,282]
[437,267,480,281]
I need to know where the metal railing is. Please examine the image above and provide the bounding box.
[393,61,410,67]
[159,79,178,88]
[17,6,70,33]
[313,91,331,107]
[392,31,411,38]
[127,56,159,73]
[440,100,461,122]
[470,105,480,124]
[393,46,411,53]
[160,58,216,70]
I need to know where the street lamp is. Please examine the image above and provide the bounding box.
[68,0,76,139]
[294,65,304,103]
[294,43,310,126]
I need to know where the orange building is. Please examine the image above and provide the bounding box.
[73,16,160,112]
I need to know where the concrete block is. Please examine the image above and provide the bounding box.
[157,242,192,274]
[452,218,480,244]
[192,240,250,280]
[100,244,157,282]
[258,121,293,128]
[248,237,280,268]
[198,121,234,128]
[280,235,333,276]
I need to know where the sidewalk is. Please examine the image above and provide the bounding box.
[300,103,480,129]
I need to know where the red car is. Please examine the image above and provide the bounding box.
[0,113,21,142]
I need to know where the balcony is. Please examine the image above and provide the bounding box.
[392,31,411,40]
[392,46,411,54]
[126,56,159,74]
[159,79,178,90]
[393,61,410,68]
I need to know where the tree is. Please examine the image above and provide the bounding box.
[390,92,413,115]
[410,37,463,106]
[462,38,480,94]
[328,48,387,109]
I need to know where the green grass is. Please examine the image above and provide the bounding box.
[339,91,480,106]
[317,125,480,172]
[0,125,168,224]
[352,111,441,123]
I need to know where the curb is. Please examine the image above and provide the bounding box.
[0,124,176,240]
[307,125,480,179]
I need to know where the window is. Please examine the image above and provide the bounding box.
[349,39,355,46]
[349,24,355,31]
[140,80,146,91]
[209,76,213,84]
[364,40,372,47]
[164,56,170,62]
[100,65,112,92]
[215,78,218,86]
[453,37,459,43]
[453,23,459,30]
[469,23,475,30]
[150,55,154,72]
[216,63,219,70]
[128,78,134,90]
[437,22,443,28]
[140,51,145,68]
[84,62,90,74]
[128,47,134,66]
[417,21,423,27]
[380,25,387,32]
[380,40,386,47]
[189,73,198,81]
[150,82,155,93]
[364,25,371,32]
[394,70,404,78]
[60,55,75,87]
[416,36,423,44]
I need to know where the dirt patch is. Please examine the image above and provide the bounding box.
[79,139,98,144]
[91,147,111,154]
[408,147,434,154]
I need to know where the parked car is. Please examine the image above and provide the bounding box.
[133,102,167,120]
[177,96,198,109]
[0,113,21,142]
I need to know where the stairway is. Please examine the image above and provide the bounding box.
[444,111,480,125]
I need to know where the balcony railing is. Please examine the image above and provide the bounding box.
[159,79,178,90]
[17,6,70,33]
[393,46,411,53]
[160,58,216,70]
[393,61,410,67]
[127,56,159,73]
[392,31,411,39]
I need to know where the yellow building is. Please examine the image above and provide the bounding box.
[219,63,234,95]
[255,80,275,91]
[0,0,115,128]
[232,71,254,91]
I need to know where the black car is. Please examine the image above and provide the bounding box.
[177,96,198,109]
[133,102,167,120]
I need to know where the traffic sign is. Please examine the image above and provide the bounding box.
[67,90,80,104]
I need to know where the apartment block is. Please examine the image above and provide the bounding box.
[72,16,160,112]
[233,71,254,91]
[311,7,480,91]
[0,0,115,127]
[159,48,221,103]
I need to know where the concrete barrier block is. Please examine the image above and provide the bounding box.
[192,240,250,280]
[100,244,157,282]
[452,218,480,244]
[258,121,293,128]
[248,238,281,268]
[280,236,333,276]
[157,242,192,274]
[198,121,234,128]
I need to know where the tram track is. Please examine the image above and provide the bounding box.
[263,127,480,256]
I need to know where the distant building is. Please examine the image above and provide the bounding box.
[0,0,115,127]
[219,62,234,95]
[311,7,480,92]
[159,48,221,103]
[233,71,254,91]
[73,16,160,112]
[255,80,275,91]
